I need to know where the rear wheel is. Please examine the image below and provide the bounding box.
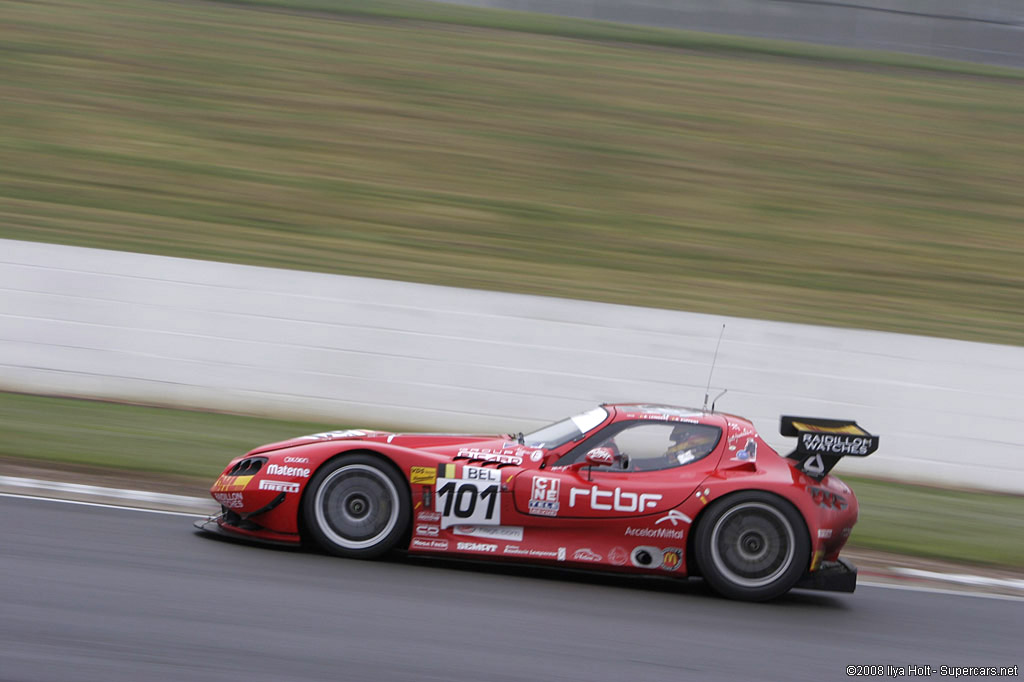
[303,454,410,559]
[694,491,809,601]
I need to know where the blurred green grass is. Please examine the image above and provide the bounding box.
[0,392,337,479]
[844,475,1024,567]
[3,0,1024,345]
[1,392,1020,567]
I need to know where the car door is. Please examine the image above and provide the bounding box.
[509,419,723,522]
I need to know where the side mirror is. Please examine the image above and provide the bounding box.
[567,447,617,476]
[584,447,617,467]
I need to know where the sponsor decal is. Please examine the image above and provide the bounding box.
[696,488,711,505]
[411,538,448,551]
[802,454,826,476]
[655,510,692,526]
[265,463,311,478]
[608,547,628,566]
[436,472,501,529]
[731,439,757,462]
[456,541,498,553]
[452,525,524,542]
[661,548,683,572]
[213,475,252,492]
[463,466,500,482]
[303,429,368,440]
[283,456,309,464]
[630,545,660,568]
[529,476,561,517]
[529,450,545,462]
[529,501,559,516]
[417,511,441,523]
[573,548,602,562]
[410,466,436,485]
[503,546,560,559]
[726,426,757,450]
[557,547,566,562]
[620,406,700,421]
[841,527,852,537]
[817,529,833,539]
[416,524,440,537]
[456,448,524,466]
[625,527,684,540]
[800,433,873,456]
[258,479,300,493]
[213,492,244,509]
[569,485,662,513]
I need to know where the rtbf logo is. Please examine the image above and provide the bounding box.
[569,485,662,512]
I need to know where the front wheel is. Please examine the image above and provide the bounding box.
[693,491,809,601]
[303,454,410,559]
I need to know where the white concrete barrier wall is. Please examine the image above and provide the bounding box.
[430,0,1024,68]
[1,238,1022,493]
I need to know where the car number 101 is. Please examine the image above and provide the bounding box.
[436,478,500,528]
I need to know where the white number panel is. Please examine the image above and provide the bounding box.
[436,466,502,529]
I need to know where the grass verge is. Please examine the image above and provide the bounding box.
[2,0,1024,345]
[1,392,1020,567]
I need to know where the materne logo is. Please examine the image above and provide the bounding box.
[265,464,311,478]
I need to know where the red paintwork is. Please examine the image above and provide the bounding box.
[207,404,859,577]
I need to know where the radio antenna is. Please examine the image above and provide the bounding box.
[703,324,726,411]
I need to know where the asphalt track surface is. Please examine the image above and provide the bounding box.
[2,496,1020,682]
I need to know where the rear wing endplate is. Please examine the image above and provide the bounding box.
[780,416,879,480]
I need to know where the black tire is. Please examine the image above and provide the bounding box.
[693,491,810,601]
[302,454,410,559]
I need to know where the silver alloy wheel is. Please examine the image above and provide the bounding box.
[313,463,401,550]
[708,501,796,588]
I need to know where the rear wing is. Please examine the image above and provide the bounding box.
[780,416,879,480]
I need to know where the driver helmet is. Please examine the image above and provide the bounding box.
[669,424,716,454]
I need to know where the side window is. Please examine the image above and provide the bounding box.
[559,421,721,471]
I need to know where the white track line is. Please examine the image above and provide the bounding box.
[860,580,1024,603]
[0,491,207,517]
[0,475,211,508]
[891,567,1024,591]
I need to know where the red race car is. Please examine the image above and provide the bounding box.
[196,404,878,601]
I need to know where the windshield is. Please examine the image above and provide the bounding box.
[523,407,608,449]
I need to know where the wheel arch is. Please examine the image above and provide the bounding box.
[685,487,811,577]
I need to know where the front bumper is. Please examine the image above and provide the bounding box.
[795,558,858,593]
[193,512,301,547]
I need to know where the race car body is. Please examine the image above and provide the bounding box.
[197,404,878,601]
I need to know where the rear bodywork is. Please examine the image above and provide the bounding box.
[198,405,875,593]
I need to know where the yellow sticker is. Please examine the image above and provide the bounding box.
[213,475,253,492]
[410,466,436,485]
[792,421,868,436]
[810,549,825,572]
